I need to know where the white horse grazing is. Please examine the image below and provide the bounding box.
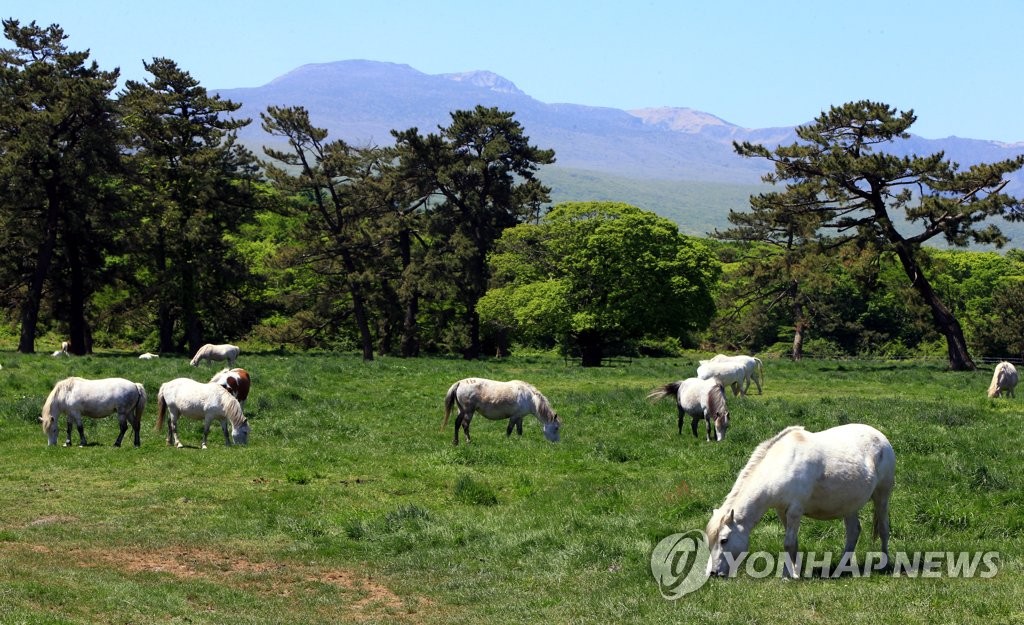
[443,378,561,445]
[706,423,895,578]
[987,361,1018,398]
[51,342,69,357]
[697,359,748,396]
[41,377,147,447]
[156,378,249,449]
[704,354,764,394]
[189,343,240,367]
[139,352,159,360]
[647,378,730,441]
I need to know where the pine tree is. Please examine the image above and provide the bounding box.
[0,19,122,354]
[727,101,1024,370]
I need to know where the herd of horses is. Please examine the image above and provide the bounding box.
[41,343,249,450]
[36,344,1019,579]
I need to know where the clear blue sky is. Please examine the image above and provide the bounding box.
[6,0,1023,142]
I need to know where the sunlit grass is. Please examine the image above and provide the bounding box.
[0,351,1020,623]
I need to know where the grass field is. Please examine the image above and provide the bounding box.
[0,351,1021,624]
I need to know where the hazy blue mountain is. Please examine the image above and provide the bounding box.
[216,60,1024,239]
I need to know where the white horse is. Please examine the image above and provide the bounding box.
[706,423,895,578]
[41,377,147,447]
[156,378,249,449]
[647,377,730,441]
[443,378,561,445]
[703,354,764,394]
[51,342,69,357]
[987,361,1018,398]
[189,343,240,367]
[139,352,160,360]
[696,359,748,396]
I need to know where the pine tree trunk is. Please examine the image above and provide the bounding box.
[340,248,374,361]
[66,228,90,355]
[893,244,976,371]
[792,318,805,361]
[18,187,60,354]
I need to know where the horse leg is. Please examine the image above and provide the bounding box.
[705,416,714,442]
[113,412,128,447]
[516,418,523,436]
[170,412,184,448]
[201,418,213,450]
[676,405,685,435]
[452,413,463,445]
[838,514,862,572]
[690,415,700,438]
[221,418,231,447]
[782,508,803,578]
[462,413,472,444]
[70,412,86,447]
[64,413,74,447]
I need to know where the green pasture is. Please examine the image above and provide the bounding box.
[0,352,1020,624]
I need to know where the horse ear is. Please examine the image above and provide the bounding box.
[727,509,735,525]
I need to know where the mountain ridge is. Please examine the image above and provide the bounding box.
[216,60,1024,239]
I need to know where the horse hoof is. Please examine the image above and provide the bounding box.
[176,443,184,449]
[201,444,208,450]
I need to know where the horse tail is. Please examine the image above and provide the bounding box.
[132,383,147,429]
[988,365,1003,398]
[156,388,167,432]
[646,381,681,402]
[442,381,460,430]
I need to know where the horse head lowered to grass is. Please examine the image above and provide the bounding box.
[189,343,239,367]
[705,423,894,578]
[443,378,561,445]
[156,378,248,449]
[41,377,147,447]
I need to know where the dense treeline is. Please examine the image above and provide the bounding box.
[3,20,1024,366]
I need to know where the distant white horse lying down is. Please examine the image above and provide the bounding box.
[703,354,764,394]
[987,361,1018,398]
[189,343,239,367]
[706,423,895,578]
[156,378,249,449]
[41,377,147,447]
[139,352,159,360]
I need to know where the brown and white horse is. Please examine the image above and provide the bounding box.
[209,368,251,411]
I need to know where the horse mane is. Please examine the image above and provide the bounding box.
[720,425,806,510]
[216,386,247,427]
[40,378,73,430]
[707,383,727,417]
[522,381,558,424]
[190,344,211,365]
